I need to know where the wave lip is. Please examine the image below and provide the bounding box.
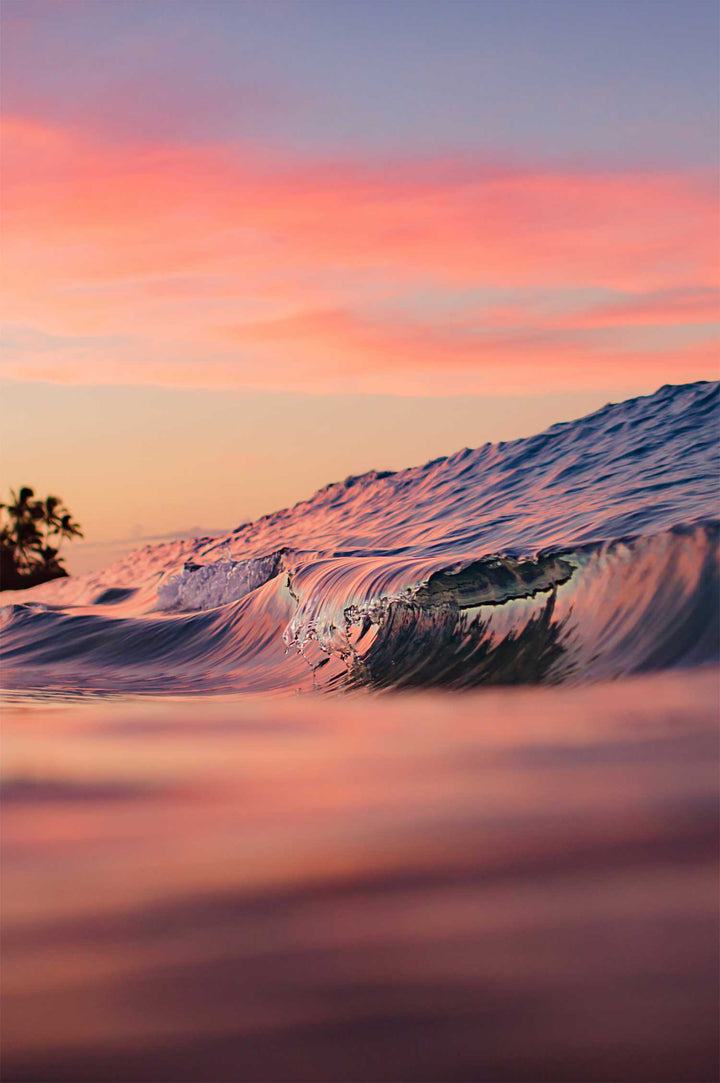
[411,553,577,608]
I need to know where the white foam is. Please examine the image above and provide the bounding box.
[157,553,284,612]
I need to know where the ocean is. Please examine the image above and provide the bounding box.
[1,380,718,1081]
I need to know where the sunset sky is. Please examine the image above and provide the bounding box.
[1,0,718,569]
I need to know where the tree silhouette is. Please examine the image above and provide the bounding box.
[0,487,83,591]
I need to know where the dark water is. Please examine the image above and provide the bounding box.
[1,382,719,1082]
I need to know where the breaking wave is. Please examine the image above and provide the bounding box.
[1,381,718,695]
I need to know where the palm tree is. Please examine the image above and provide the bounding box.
[0,487,83,590]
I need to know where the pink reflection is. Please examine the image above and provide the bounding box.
[2,670,718,1081]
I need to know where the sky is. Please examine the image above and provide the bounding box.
[1,0,718,569]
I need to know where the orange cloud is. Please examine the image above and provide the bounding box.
[1,116,718,394]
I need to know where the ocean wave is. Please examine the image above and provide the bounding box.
[1,522,717,695]
[1,381,718,695]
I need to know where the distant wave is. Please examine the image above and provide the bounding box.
[2,381,718,695]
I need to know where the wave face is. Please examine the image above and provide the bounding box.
[1,381,718,695]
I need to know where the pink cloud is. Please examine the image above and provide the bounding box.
[1,116,718,395]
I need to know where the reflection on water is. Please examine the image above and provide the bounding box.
[2,670,718,1082]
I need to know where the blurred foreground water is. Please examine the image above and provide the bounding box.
[2,670,718,1083]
